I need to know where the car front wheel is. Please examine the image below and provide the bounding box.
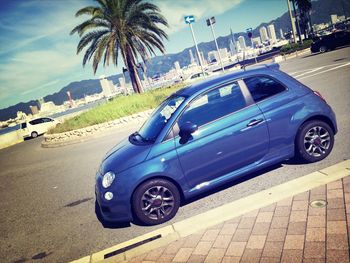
[296,121,334,163]
[132,179,180,225]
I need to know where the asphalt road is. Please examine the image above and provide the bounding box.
[1,47,349,263]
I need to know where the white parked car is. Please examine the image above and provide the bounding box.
[183,72,211,84]
[20,117,60,138]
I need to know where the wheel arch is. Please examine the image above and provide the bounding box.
[294,114,336,148]
[298,115,336,134]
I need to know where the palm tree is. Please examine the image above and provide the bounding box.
[290,0,303,43]
[70,0,168,93]
[295,0,312,37]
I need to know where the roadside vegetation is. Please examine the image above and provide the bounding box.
[48,84,184,134]
[71,0,168,94]
[280,39,313,55]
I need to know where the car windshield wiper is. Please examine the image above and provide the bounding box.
[132,131,155,143]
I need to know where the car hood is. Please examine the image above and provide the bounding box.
[101,137,152,174]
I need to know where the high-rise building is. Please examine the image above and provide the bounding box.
[280,28,284,39]
[189,49,195,65]
[99,75,116,97]
[238,36,246,50]
[38,98,45,109]
[29,105,39,115]
[174,61,181,72]
[252,37,261,47]
[267,24,277,43]
[208,48,228,63]
[259,26,268,43]
[236,41,241,52]
[229,40,237,55]
[200,52,207,65]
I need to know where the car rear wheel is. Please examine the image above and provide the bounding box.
[296,121,334,163]
[31,131,38,138]
[319,46,327,53]
[132,179,180,225]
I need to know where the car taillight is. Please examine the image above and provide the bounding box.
[313,90,327,103]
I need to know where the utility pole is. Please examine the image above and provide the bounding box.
[207,17,225,72]
[287,0,297,43]
[185,15,206,77]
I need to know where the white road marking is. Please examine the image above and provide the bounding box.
[297,62,350,80]
[289,61,348,75]
[293,67,325,78]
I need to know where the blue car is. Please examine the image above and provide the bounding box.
[95,63,337,225]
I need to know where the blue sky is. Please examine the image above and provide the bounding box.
[0,0,287,109]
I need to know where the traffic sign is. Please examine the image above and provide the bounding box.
[184,15,195,24]
[206,16,216,26]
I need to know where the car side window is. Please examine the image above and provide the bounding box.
[42,118,52,123]
[178,82,246,128]
[29,119,43,125]
[244,76,286,102]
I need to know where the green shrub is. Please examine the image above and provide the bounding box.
[49,83,184,134]
[280,39,313,55]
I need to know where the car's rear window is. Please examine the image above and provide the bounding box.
[244,76,286,102]
[21,123,27,129]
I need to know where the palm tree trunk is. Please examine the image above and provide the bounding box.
[125,46,143,94]
[292,0,303,43]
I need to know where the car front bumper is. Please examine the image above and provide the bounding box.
[95,177,133,223]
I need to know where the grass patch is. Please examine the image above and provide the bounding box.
[49,83,184,134]
[280,39,313,55]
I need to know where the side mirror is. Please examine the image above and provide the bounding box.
[179,121,198,137]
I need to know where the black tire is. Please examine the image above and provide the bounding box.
[295,120,334,163]
[31,131,38,138]
[319,46,327,53]
[132,179,180,225]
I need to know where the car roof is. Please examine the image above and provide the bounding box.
[175,63,280,97]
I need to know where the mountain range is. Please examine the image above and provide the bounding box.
[1,0,349,121]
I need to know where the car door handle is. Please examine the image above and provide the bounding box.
[247,119,263,127]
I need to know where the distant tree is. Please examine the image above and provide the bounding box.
[70,0,168,93]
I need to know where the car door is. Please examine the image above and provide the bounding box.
[243,74,297,157]
[41,118,54,131]
[174,81,269,189]
[36,118,47,134]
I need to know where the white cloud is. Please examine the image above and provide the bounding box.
[0,0,244,109]
[155,0,243,34]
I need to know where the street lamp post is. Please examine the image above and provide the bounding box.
[207,17,225,73]
[185,15,206,77]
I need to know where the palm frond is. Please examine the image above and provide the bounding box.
[71,0,168,93]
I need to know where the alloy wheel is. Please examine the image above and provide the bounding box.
[140,186,175,220]
[303,126,330,157]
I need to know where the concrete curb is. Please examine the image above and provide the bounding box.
[70,159,350,263]
[41,110,152,148]
[41,120,141,148]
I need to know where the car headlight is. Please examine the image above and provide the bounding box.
[102,172,115,188]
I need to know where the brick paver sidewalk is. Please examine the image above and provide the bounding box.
[126,176,350,263]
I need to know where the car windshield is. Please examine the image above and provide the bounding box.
[137,95,185,142]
